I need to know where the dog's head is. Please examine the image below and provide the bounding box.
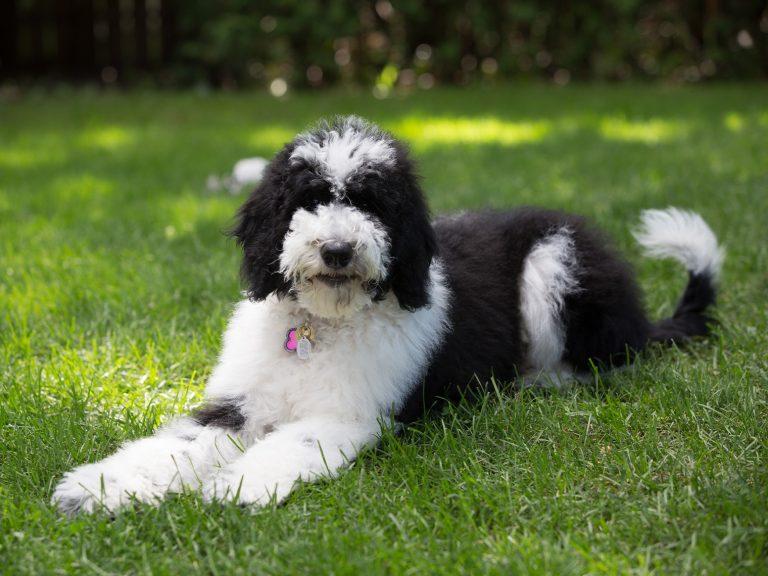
[231,116,436,318]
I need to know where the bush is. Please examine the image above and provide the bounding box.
[169,0,766,89]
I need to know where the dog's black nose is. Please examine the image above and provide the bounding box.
[321,241,353,269]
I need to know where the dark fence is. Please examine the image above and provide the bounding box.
[1,0,176,83]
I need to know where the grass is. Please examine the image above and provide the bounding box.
[1,84,766,575]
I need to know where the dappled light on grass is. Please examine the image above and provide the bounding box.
[723,112,745,133]
[77,125,137,151]
[0,125,136,172]
[0,138,69,169]
[598,117,689,144]
[0,148,56,169]
[393,117,552,149]
[390,114,693,151]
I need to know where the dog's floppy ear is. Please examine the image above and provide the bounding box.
[386,150,437,311]
[230,149,292,301]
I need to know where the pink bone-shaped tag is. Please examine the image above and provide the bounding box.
[284,328,299,351]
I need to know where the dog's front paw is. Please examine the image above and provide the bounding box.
[203,465,297,508]
[52,462,163,515]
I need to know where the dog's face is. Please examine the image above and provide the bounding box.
[232,116,436,318]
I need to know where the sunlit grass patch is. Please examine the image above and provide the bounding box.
[723,112,746,133]
[390,114,694,151]
[0,136,70,169]
[598,116,689,144]
[392,116,552,148]
[0,148,56,169]
[76,125,137,151]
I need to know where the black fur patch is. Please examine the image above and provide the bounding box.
[560,216,651,371]
[650,272,717,343]
[397,208,719,421]
[397,208,651,421]
[191,400,246,431]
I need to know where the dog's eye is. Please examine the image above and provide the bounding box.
[345,181,395,214]
[299,180,332,210]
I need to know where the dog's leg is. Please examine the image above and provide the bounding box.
[203,418,380,507]
[52,416,246,515]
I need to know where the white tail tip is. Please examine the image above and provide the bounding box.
[633,207,724,279]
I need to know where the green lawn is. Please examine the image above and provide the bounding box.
[1,85,766,575]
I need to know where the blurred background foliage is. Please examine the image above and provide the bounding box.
[1,0,766,93]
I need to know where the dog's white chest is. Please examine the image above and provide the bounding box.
[205,277,450,423]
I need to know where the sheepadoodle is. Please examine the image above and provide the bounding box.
[53,116,724,514]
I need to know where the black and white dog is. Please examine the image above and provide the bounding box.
[54,116,724,514]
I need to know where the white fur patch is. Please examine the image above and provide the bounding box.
[55,262,451,513]
[204,418,380,505]
[290,116,395,194]
[52,418,246,514]
[207,261,450,421]
[519,229,580,371]
[634,207,724,279]
[280,203,390,318]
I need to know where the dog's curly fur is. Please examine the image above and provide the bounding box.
[53,116,723,514]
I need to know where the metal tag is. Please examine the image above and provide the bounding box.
[296,337,312,360]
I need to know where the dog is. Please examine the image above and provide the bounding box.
[53,116,724,514]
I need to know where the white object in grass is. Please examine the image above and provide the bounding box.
[232,157,268,187]
[207,157,269,194]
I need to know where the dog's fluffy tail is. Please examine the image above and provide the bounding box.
[633,207,725,343]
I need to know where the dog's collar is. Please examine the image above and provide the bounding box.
[284,321,315,360]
